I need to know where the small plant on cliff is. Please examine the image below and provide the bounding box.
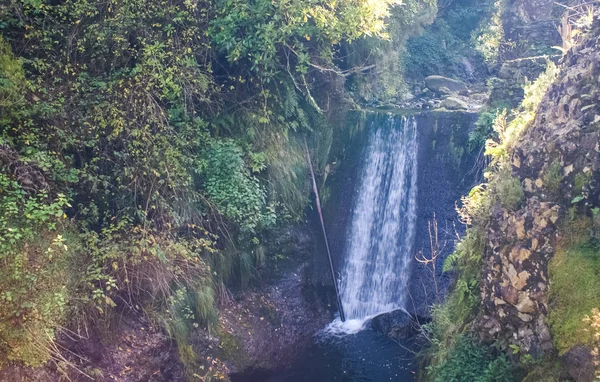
[427,335,517,382]
[485,63,559,163]
[494,172,524,211]
[543,160,564,194]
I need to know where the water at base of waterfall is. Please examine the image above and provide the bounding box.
[231,328,417,382]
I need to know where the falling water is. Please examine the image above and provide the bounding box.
[338,114,418,322]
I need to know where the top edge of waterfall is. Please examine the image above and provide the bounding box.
[353,106,479,116]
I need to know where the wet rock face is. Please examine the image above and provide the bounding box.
[477,19,600,358]
[410,111,480,316]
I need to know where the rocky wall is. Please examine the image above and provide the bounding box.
[477,18,600,374]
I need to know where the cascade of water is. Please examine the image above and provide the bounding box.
[338,114,418,321]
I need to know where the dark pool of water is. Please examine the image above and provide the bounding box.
[231,328,418,382]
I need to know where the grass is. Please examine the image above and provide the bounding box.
[548,218,600,354]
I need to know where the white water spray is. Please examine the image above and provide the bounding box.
[326,114,418,335]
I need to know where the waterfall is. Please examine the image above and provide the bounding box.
[339,114,418,321]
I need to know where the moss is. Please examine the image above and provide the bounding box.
[521,358,565,382]
[449,130,465,168]
[543,160,563,194]
[574,172,590,195]
[216,324,242,361]
[548,218,600,354]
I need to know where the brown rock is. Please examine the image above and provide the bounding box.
[518,312,533,322]
[507,264,530,290]
[516,294,536,313]
[509,247,531,263]
[535,178,544,188]
[500,285,519,305]
[515,218,526,239]
[563,346,596,382]
[531,237,539,251]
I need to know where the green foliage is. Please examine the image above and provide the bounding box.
[204,139,275,235]
[574,173,591,195]
[0,0,401,368]
[548,218,600,354]
[424,228,486,379]
[486,63,559,162]
[474,0,506,63]
[0,36,25,111]
[494,171,524,210]
[403,0,491,80]
[0,171,78,366]
[469,106,508,152]
[210,0,394,80]
[428,335,517,382]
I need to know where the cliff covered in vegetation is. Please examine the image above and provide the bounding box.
[0,0,439,379]
[423,6,600,382]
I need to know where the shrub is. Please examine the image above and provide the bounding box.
[0,36,25,111]
[204,139,276,236]
[473,0,506,63]
[429,335,517,382]
[469,106,509,152]
[543,160,563,194]
[486,63,559,163]
[0,173,80,366]
[495,173,524,210]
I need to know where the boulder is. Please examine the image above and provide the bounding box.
[440,97,469,111]
[425,75,467,94]
[370,309,417,341]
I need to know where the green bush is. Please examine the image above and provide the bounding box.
[469,106,508,152]
[495,174,524,210]
[204,139,276,236]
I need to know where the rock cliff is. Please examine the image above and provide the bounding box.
[477,16,600,379]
